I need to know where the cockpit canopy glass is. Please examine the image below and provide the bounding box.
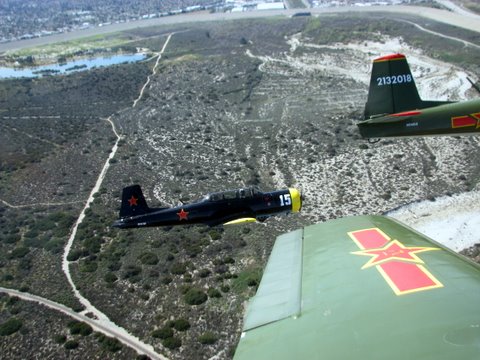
[204,187,260,202]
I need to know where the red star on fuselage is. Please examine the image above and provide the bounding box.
[351,239,439,269]
[177,208,189,221]
[128,196,138,206]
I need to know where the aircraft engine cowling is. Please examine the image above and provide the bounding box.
[288,188,302,213]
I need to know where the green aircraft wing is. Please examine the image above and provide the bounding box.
[234,215,480,360]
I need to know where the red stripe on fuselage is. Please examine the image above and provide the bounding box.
[392,110,421,117]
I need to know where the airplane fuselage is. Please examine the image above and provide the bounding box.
[358,99,480,138]
[113,188,301,228]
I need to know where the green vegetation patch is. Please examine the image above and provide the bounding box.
[207,288,222,299]
[162,336,181,350]
[152,327,173,339]
[232,267,263,294]
[0,317,22,336]
[198,331,218,345]
[64,339,79,350]
[7,33,134,59]
[172,318,190,332]
[96,333,123,352]
[68,321,93,336]
[138,252,159,265]
[184,288,207,305]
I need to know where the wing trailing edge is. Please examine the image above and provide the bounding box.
[242,229,303,331]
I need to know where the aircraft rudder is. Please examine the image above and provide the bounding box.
[364,53,422,119]
[119,184,150,218]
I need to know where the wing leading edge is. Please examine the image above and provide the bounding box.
[234,215,480,360]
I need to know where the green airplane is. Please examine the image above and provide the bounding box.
[234,215,480,360]
[357,53,480,138]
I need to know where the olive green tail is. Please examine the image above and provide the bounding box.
[364,53,449,119]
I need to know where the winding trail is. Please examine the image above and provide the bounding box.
[133,33,173,108]
[0,287,162,359]
[400,19,480,50]
[59,116,166,359]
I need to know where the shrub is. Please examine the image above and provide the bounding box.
[162,336,181,350]
[2,274,13,281]
[152,327,173,339]
[67,249,86,261]
[79,259,97,273]
[123,264,142,279]
[64,340,79,350]
[139,252,159,265]
[161,275,172,285]
[198,331,217,345]
[170,262,186,275]
[173,318,190,332]
[198,269,211,278]
[0,318,22,336]
[223,256,235,264]
[68,321,92,336]
[184,288,207,305]
[208,230,221,240]
[54,334,67,344]
[104,272,118,283]
[9,247,29,259]
[100,336,122,352]
[207,288,222,298]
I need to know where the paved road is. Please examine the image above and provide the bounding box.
[1,5,479,53]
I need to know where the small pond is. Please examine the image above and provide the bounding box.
[0,53,147,79]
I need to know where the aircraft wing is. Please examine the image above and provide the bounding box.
[234,215,480,360]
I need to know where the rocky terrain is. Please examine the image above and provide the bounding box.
[1,12,479,360]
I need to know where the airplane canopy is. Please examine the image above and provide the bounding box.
[204,187,261,202]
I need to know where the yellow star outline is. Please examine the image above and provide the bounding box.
[351,239,440,270]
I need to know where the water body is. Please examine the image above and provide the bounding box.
[0,53,146,79]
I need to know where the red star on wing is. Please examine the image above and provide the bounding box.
[177,208,189,221]
[128,196,138,206]
[351,239,439,269]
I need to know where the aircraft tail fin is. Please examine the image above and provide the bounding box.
[119,185,150,218]
[364,53,423,119]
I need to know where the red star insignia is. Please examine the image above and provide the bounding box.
[351,239,439,269]
[128,196,138,206]
[177,208,189,221]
